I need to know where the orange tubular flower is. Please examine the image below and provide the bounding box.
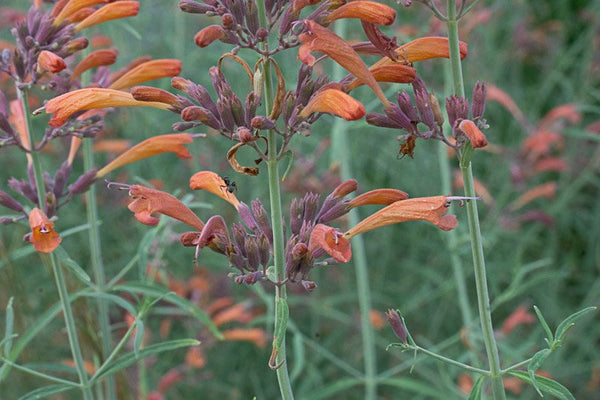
[75,1,140,31]
[373,37,468,67]
[349,188,409,208]
[127,185,205,231]
[346,64,416,91]
[189,171,240,209]
[131,86,181,106]
[108,59,182,90]
[309,224,352,263]
[222,328,268,347]
[71,48,118,80]
[28,208,62,253]
[325,1,396,25]
[44,88,173,127]
[344,196,458,238]
[96,133,194,178]
[458,119,487,148]
[194,25,226,48]
[293,0,322,14]
[299,89,365,121]
[298,20,390,107]
[53,0,110,25]
[37,50,66,73]
[65,7,95,23]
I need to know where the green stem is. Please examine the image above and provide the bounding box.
[330,19,376,400]
[407,344,489,375]
[446,2,505,399]
[83,138,116,400]
[257,1,294,398]
[46,252,94,400]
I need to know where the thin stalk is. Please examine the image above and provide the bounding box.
[18,86,94,399]
[406,344,489,375]
[47,252,94,400]
[446,2,506,398]
[330,19,377,400]
[257,1,294,398]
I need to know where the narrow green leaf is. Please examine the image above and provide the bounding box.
[468,375,485,400]
[274,298,289,350]
[460,142,474,168]
[94,339,200,381]
[281,150,294,181]
[54,247,91,284]
[3,297,14,357]
[528,348,551,397]
[133,318,145,357]
[81,292,136,316]
[113,282,222,339]
[18,384,74,400]
[533,305,554,343]
[554,306,596,342]
[509,370,575,400]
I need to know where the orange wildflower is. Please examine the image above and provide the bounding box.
[108,59,182,90]
[325,1,396,25]
[346,64,416,91]
[485,84,530,130]
[299,89,365,121]
[309,224,352,263]
[126,185,205,231]
[93,139,131,154]
[298,20,389,107]
[37,50,66,73]
[508,182,557,211]
[501,305,536,335]
[28,208,62,253]
[189,171,240,209]
[457,119,488,148]
[344,196,458,238]
[53,0,110,24]
[194,25,226,48]
[43,88,173,127]
[458,373,473,394]
[75,1,140,31]
[538,103,581,131]
[369,310,386,330]
[212,303,252,327]
[71,49,118,80]
[373,37,468,67]
[185,346,206,369]
[349,188,408,208]
[96,133,194,178]
[222,328,268,347]
[90,35,112,48]
[131,86,181,106]
[293,0,321,14]
[65,7,95,23]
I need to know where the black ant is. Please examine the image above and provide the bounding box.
[220,176,237,195]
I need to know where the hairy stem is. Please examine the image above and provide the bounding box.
[446,2,506,399]
[257,1,294,398]
[330,19,377,400]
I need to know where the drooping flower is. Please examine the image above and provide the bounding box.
[96,133,195,178]
[75,1,140,31]
[189,171,240,209]
[325,1,396,25]
[43,88,174,127]
[28,208,62,253]
[298,20,390,107]
[298,89,365,121]
[344,196,458,238]
[125,184,205,231]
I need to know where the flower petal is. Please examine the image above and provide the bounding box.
[309,224,352,263]
[299,89,365,121]
[53,0,110,24]
[96,133,193,178]
[346,64,416,91]
[28,208,62,253]
[189,171,240,208]
[344,196,458,238]
[75,1,140,31]
[325,1,396,25]
[349,188,409,208]
[374,37,468,67]
[71,49,118,80]
[44,88,172,127]
[108,59,181,90]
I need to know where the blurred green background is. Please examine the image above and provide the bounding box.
[0,0,599,399]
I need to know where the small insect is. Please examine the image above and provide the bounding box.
[220,175,237,194]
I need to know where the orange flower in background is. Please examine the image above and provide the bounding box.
[108,59,182,91]
[344,196,458,238]
[37,50,66,73]
[373,37,468,67]
[28,208,62,253]
[75,1,140,31]
[189,171,240,209]
[309,224,352,263]
[501,305,536,335]
[96,133,194,178]
[299,89,365,121]
[508,182,557,211]
[298,20,390,107]
[71,48,118,80]
[458,119,488,148]
[222,328,268,347]
[325,1,396,26]
[43,88,173,127]
[126,185,205,231]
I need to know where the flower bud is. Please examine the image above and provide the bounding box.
[251,116,275,130]
[429,93,444,126]
[194,25,226,48]
[244,237,260,271]
[471,81,487,121]
[221,13,235,29]
[0,190,24,213]
[252,200,273,244]
[290,198,304,235]
[301,280,317,292]
[180,231,201,246]
[69,169,98,195]
[258,233,270,267]
[412,77,435,129]
[386,309,407,345]
[237,202,258,231]
[53,161,72,198]
[37,50,66,73]
[179,0,215,13]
